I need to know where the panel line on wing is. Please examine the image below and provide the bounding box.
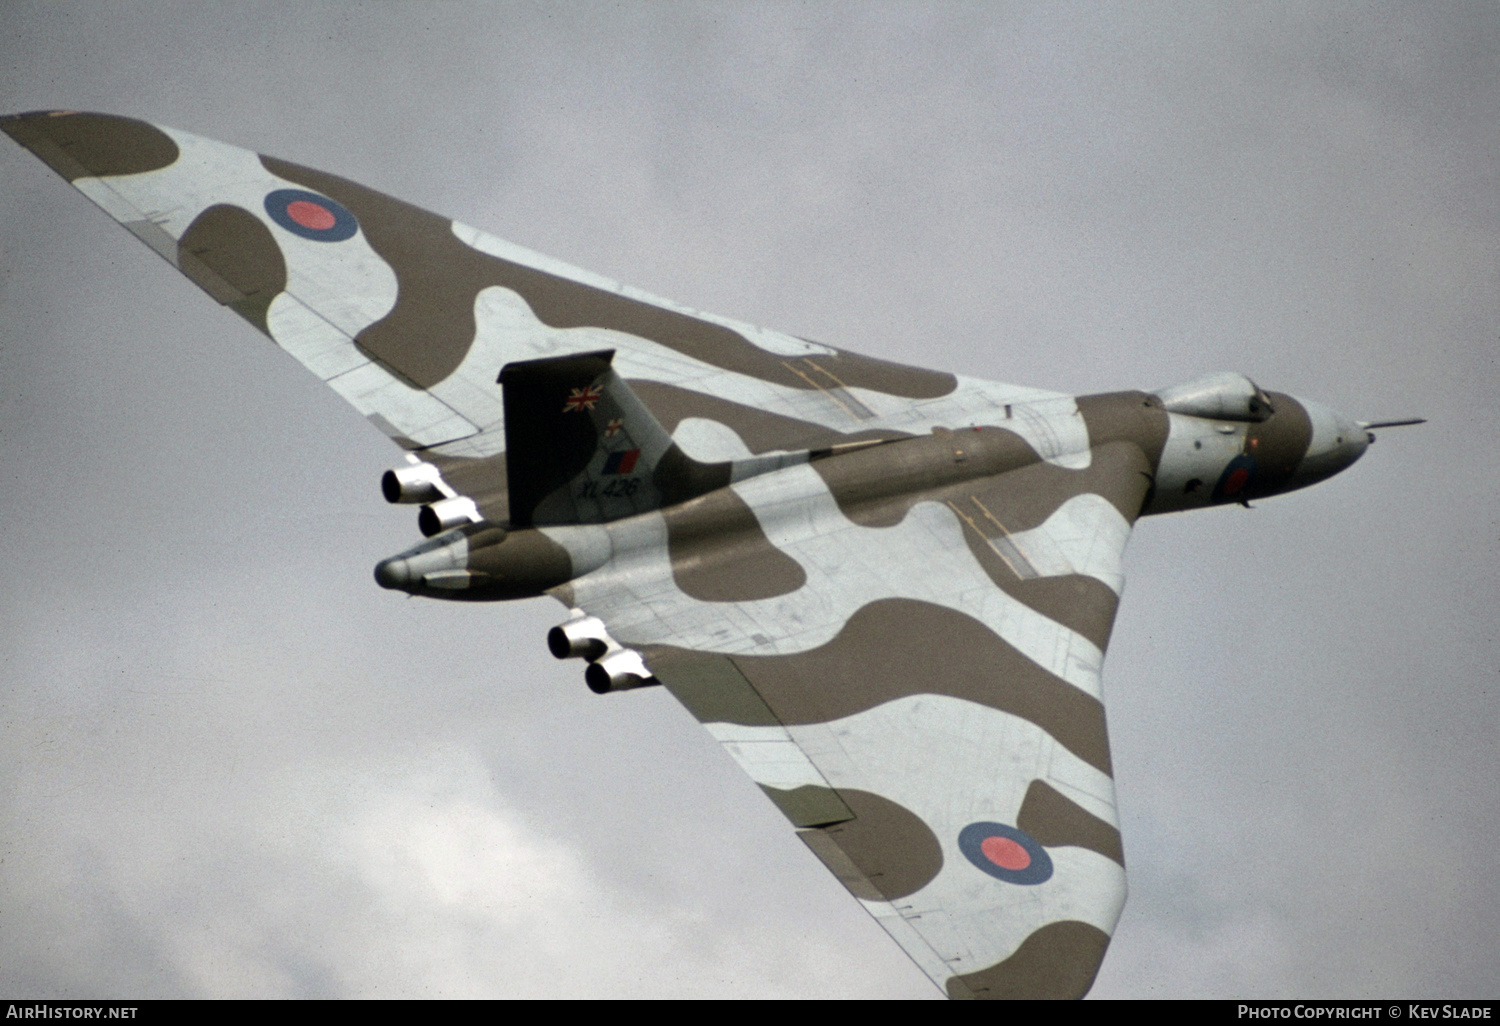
[780,359,878,421]
[945,497,1041,580]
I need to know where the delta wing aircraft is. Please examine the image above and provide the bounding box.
[2,112,1421,999]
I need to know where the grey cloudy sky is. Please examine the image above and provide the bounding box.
[0,1,1495,999]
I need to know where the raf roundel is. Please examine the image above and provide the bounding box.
[264,188,359,242]
[958,822,1054,886]
[1212,453,1259,503]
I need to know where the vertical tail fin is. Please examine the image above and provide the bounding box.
[500,350,731,526]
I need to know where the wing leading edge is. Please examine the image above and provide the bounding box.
[1,110,1078,529]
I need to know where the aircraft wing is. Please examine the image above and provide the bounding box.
[0,111,1084,528]
[567,438,1146,999]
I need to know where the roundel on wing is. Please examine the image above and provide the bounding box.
[264,188,358,242]
[958,822,1054,885]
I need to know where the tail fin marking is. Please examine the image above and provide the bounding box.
[500,349,732,527]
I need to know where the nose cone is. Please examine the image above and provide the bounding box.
[1285,397,1368,491]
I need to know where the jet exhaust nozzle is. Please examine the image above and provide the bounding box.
[547,616,610,661]
[382,462,445,504]
[584,649,658,694]
[419,496,481,536]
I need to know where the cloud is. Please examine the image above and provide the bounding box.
[2,735,915,997]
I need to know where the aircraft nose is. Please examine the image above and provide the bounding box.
[1285,397,1368,491]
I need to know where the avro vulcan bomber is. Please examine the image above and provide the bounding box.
[1,112,1420,999]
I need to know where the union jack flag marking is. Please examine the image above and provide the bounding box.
[563,385,603,413]
[604,418,624,437]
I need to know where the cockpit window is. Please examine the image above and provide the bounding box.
[1153,372,1275,422]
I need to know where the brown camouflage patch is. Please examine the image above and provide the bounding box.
[664,486,806,602]
[801,788,943,901]
[789,351,956,403]
[999,576,1119,652]
[458,526,575,599]
[1076,390,1170,471]
[0,111,179,182]
[429,452,511,525]
[814,428,1044,528]
[1016,779,1124,866]
[758,784,856,828]
[823,435,1153,533]
[731,598,1113,775]
[177,204,287,333]
[1246,392,1313,497]
[629,380,909,455]
[963,439,1154,529]
[651,444,733,508]
[263,154,958,398]
[646,650,781,727]
[945,920,1111,999]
